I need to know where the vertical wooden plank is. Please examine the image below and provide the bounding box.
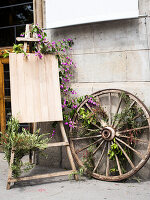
[17,54,27,122]
[45,55,55,120]
[9,54,23,122]
[0,60,6,133]
[24,24,31,52]
[45,55,63,121]
[44,55,52,120]
[23,54,35,122]
[33,0,37,25]
[36,0,43,28]
[32,55,41,122]
[38,55,49,121]
[51,55,63,120]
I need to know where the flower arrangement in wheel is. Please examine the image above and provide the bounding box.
[69,89,150,181]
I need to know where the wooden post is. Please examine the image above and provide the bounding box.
[29,123,37,164]
[33,0,43,27]
[0,60,6,133]
[24,24,31,52]
[32,123,38,164]
[59,122,78,180]
[6,148,15,190]
[33,0,37,25]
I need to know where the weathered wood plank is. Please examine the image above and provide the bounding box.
[6,148,15,190]
[47,142,69,147]
[59,122,78,180]
[9,170,74,183]
[16,37,39,42]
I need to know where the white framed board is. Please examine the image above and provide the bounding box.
[46,0,139,29]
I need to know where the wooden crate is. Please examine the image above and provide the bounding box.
[9,53,63,123]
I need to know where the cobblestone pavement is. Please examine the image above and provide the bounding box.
[0,153,150,200]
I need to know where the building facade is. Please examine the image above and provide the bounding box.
[1,0,150,179]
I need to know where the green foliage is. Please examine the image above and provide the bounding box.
[12,44,27,57]
[82,146,95,177]
[79,108,96,126]
[108,141,121,160]
[70,145,95,179]
[2,50,10,58]
[113,92,146,131]
[0,117,49,178]
[2,44,28,58]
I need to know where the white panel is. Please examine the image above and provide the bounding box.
[9,53,63,123]
[46,0,139,28]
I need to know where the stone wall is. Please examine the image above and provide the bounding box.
[39,0,150,179]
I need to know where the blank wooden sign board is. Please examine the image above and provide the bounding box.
[9,53,63,123]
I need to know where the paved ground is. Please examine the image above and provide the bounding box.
[0,152,150,200]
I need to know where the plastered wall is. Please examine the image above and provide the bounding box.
[39,0,150,179]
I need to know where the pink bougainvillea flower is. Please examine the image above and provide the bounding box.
[20,33,24,37]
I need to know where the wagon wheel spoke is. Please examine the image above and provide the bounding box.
[129,100,136,109]
[70,134,102,141]
[115,154,122,175]
[85,102,102,124]
[85,102,105,127]
[110,141,122,175]
[115,141,135,168]
[108,93,111,126]
[96,95,109,118]
[106,142,110,176]
[114,100,137,129]
[85,102,94,113]
[115,138,144,159]
[93,140,105,155]
[75,138,102,154]
[117,113,144,131]
[76,111,102,131]
[133,113,144,120]
[93,142,106,173]
[112,96,122,126]
[117,126,149,134]
[92,123,103,130]
[77,127,100,134]
[116,134,148,144]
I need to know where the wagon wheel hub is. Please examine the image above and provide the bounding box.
[102,127,115,141]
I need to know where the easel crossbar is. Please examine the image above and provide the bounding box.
[47,142,69,147]
[8,170,75,183]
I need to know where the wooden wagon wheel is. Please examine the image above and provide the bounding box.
[69,89,150,181]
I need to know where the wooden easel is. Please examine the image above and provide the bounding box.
[6,25,78,190]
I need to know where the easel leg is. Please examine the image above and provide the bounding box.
[29,122,37,164]
[59,122,78,180]
[29,150,32,163]
[6,148,15,190]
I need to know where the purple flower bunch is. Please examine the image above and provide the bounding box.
[64,119,75,128]
[35,50,42,59]
[20,33,25,37]
[50,130,56,137]
[87,97,99,107]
